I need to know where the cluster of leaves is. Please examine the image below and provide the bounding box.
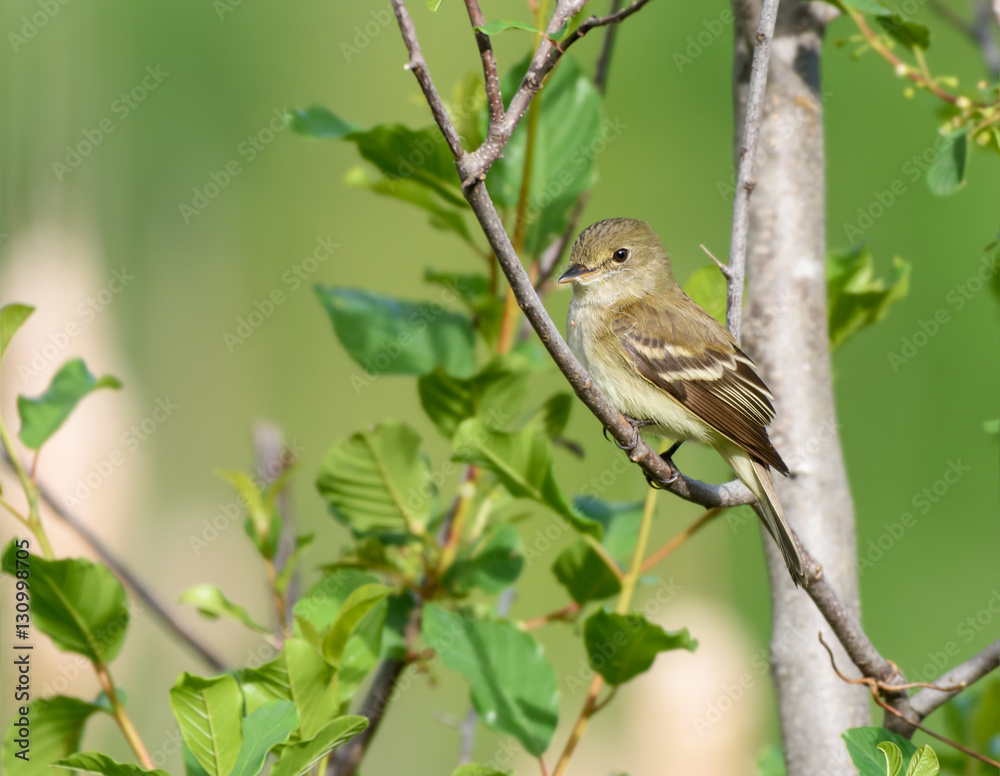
[0,305,369,776]
[828,0,1000,196]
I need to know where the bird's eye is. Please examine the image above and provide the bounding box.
[612,248,630,263]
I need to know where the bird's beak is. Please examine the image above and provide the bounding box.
[558,263,599,284]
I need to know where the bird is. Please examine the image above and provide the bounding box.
[558,217,805,585]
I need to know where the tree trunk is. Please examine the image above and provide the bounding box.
[732,3,870,774]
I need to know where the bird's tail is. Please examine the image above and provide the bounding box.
[720,444,806,586]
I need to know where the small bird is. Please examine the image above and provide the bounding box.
[559,218,805,585]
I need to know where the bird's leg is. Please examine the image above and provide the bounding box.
[645,441,684,490]
[603,416,657,452]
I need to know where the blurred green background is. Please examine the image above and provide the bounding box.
[1,0,997,773]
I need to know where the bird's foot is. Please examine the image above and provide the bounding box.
[645,441,684,490]
[603,416,657,453]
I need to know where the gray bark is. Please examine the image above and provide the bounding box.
[733,2,870,774]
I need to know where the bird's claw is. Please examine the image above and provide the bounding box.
[603,416,656,453]
[645,441,684,490]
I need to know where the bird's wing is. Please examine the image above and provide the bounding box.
[613,301,788,474]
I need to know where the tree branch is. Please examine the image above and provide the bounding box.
[457,0,654,186]
[725,0,779,342]
[2,452,226,672]
[908,640,1000,722]
[463,0,504,125]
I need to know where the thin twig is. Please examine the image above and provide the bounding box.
[521,602,580,630]
[389,0,465,159]
[726,0,780,342]
[593,0,625,92]
[457,0,655,186]
[2,452,226,672]
[640,507,721,573]
[909,640,999,721]
[926,0,1000,79]
[463,0,505,125]
[819,634,1000,768]
[700,244,732,280]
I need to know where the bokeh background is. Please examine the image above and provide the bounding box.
[1,0,997,774]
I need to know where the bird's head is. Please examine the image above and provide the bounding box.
[558,218,675,305]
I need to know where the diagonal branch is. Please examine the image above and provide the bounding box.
[909,640,1000,721]
[2,452,226,672]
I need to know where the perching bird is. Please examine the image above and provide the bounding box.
[559,218,805,585]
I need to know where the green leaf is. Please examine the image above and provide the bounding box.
[17,359,122,449]
[552,540,622,604]
[418,354,530,438]
[424,268,503,345]
[444,523,525,595]
[529,392,573,440]
[179,584,272,635]
[453,767,507,776]
[684,265,727,324]
[345,166,473,246]
[488,56,603,254]
[877,741,904,776]
[240,639,338,741]
[1,541,129,662]
[215,470,272,545]
[904,745,939,776]
[826,247,910,350]
[428,0,444,11]
[269,717,368,776]
[422,604,559,756]
[2,696,106,776]
[316,286,476,379]
[843,728,921,776]
[572,496,643,563]
[926,128,969,196]
[316,420,434,537]
[475,20,545,36]
[290,107,461,203]
[582,610,697,686]
[228,700,299,776]
[0,303,34,361]
[286,105,360,138]
[183,743,212,776]
[451,419,601,537]
[321,583,391,666]
[169,673,243,776]
[293,570,381,636]
[292,571,390,704]
[53,752,169,776]
[876,14,930,49]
